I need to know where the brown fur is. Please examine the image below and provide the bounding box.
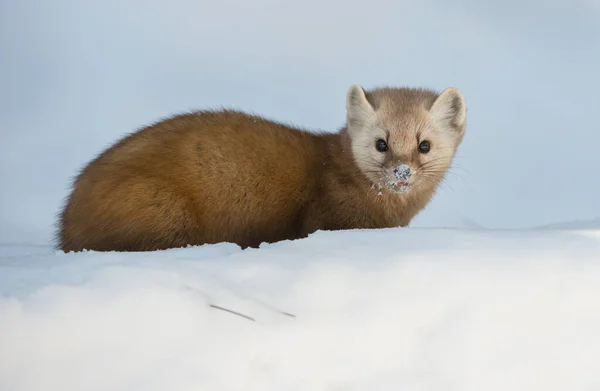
[57,85,467,252]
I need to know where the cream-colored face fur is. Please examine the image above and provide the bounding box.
[346,85,466,194]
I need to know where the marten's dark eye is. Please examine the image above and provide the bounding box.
[376,139,388,152]
[418,140,431,154]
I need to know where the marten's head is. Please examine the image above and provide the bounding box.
[345,84,466,195]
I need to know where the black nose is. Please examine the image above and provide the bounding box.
[392,165,412,180]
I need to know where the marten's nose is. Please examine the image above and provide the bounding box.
[392,164,413,181]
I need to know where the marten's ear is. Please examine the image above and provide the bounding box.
[429,87,467,137]
[346,85,375,126]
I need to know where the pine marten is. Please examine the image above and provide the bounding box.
[57,84,467,252]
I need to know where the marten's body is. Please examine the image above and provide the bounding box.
[57,85,467,252]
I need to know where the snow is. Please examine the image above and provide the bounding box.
[1,227,599,391]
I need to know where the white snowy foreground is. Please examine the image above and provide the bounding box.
[1,227,599,391]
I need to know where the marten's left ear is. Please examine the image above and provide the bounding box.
[346,84,375,127]
[429,87,467,140]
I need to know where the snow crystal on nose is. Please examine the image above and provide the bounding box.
[392,165,412,181]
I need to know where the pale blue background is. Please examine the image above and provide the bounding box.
[1,0,599,244]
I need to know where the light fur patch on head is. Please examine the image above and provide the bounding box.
[345,85,387,184]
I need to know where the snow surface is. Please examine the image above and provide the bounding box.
[1,227,599,391]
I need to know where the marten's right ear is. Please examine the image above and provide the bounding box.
[346,85,375,126]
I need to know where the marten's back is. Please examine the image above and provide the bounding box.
[58,110,330,251]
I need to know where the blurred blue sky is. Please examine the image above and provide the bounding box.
[1,0,599,244]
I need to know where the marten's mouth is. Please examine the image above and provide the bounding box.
[384,179,412,193]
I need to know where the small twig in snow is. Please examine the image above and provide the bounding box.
[209,304,255,322]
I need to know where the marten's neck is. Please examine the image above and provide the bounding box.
[324,128,372,188]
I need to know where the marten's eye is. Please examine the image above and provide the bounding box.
[375,139,388,152]
[418,140,431,154]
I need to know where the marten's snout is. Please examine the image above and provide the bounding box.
[392,164,413,182]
